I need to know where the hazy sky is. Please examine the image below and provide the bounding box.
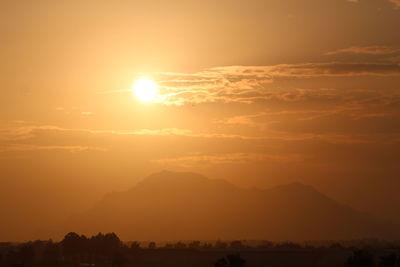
[1,0,400,241]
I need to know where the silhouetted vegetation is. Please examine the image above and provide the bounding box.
[1,233,400,267]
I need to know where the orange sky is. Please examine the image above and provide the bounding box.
[1,0,400,241]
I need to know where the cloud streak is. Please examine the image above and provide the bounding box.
[137,63,400,105]
[104,62,400,106]
[0,144,106,153]
[326,46,400,55]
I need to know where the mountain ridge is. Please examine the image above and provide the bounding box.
[61,171,397,241]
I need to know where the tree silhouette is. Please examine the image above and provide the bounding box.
[174,241,187,249]
[130,241,141,250]
[60,232,88,264]
[148,241,157,249]
[188,241,201,249]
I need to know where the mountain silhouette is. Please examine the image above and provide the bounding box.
[63,171,395,241]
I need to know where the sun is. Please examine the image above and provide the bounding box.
[132,77,158,102]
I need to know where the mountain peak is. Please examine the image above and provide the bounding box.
[65,171,395,241]
[146,170,207,181]
[135,170,209,188]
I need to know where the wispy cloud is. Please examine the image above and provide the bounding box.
[0,144,106,153]
[131,63,400,106]
[0,125,257,145]
[326,45,400,55]
[130,128,252,140]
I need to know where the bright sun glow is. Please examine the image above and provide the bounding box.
[132,77,158,102]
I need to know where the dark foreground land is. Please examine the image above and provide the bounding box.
[107,249,351,267]
[1,232,399,267]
